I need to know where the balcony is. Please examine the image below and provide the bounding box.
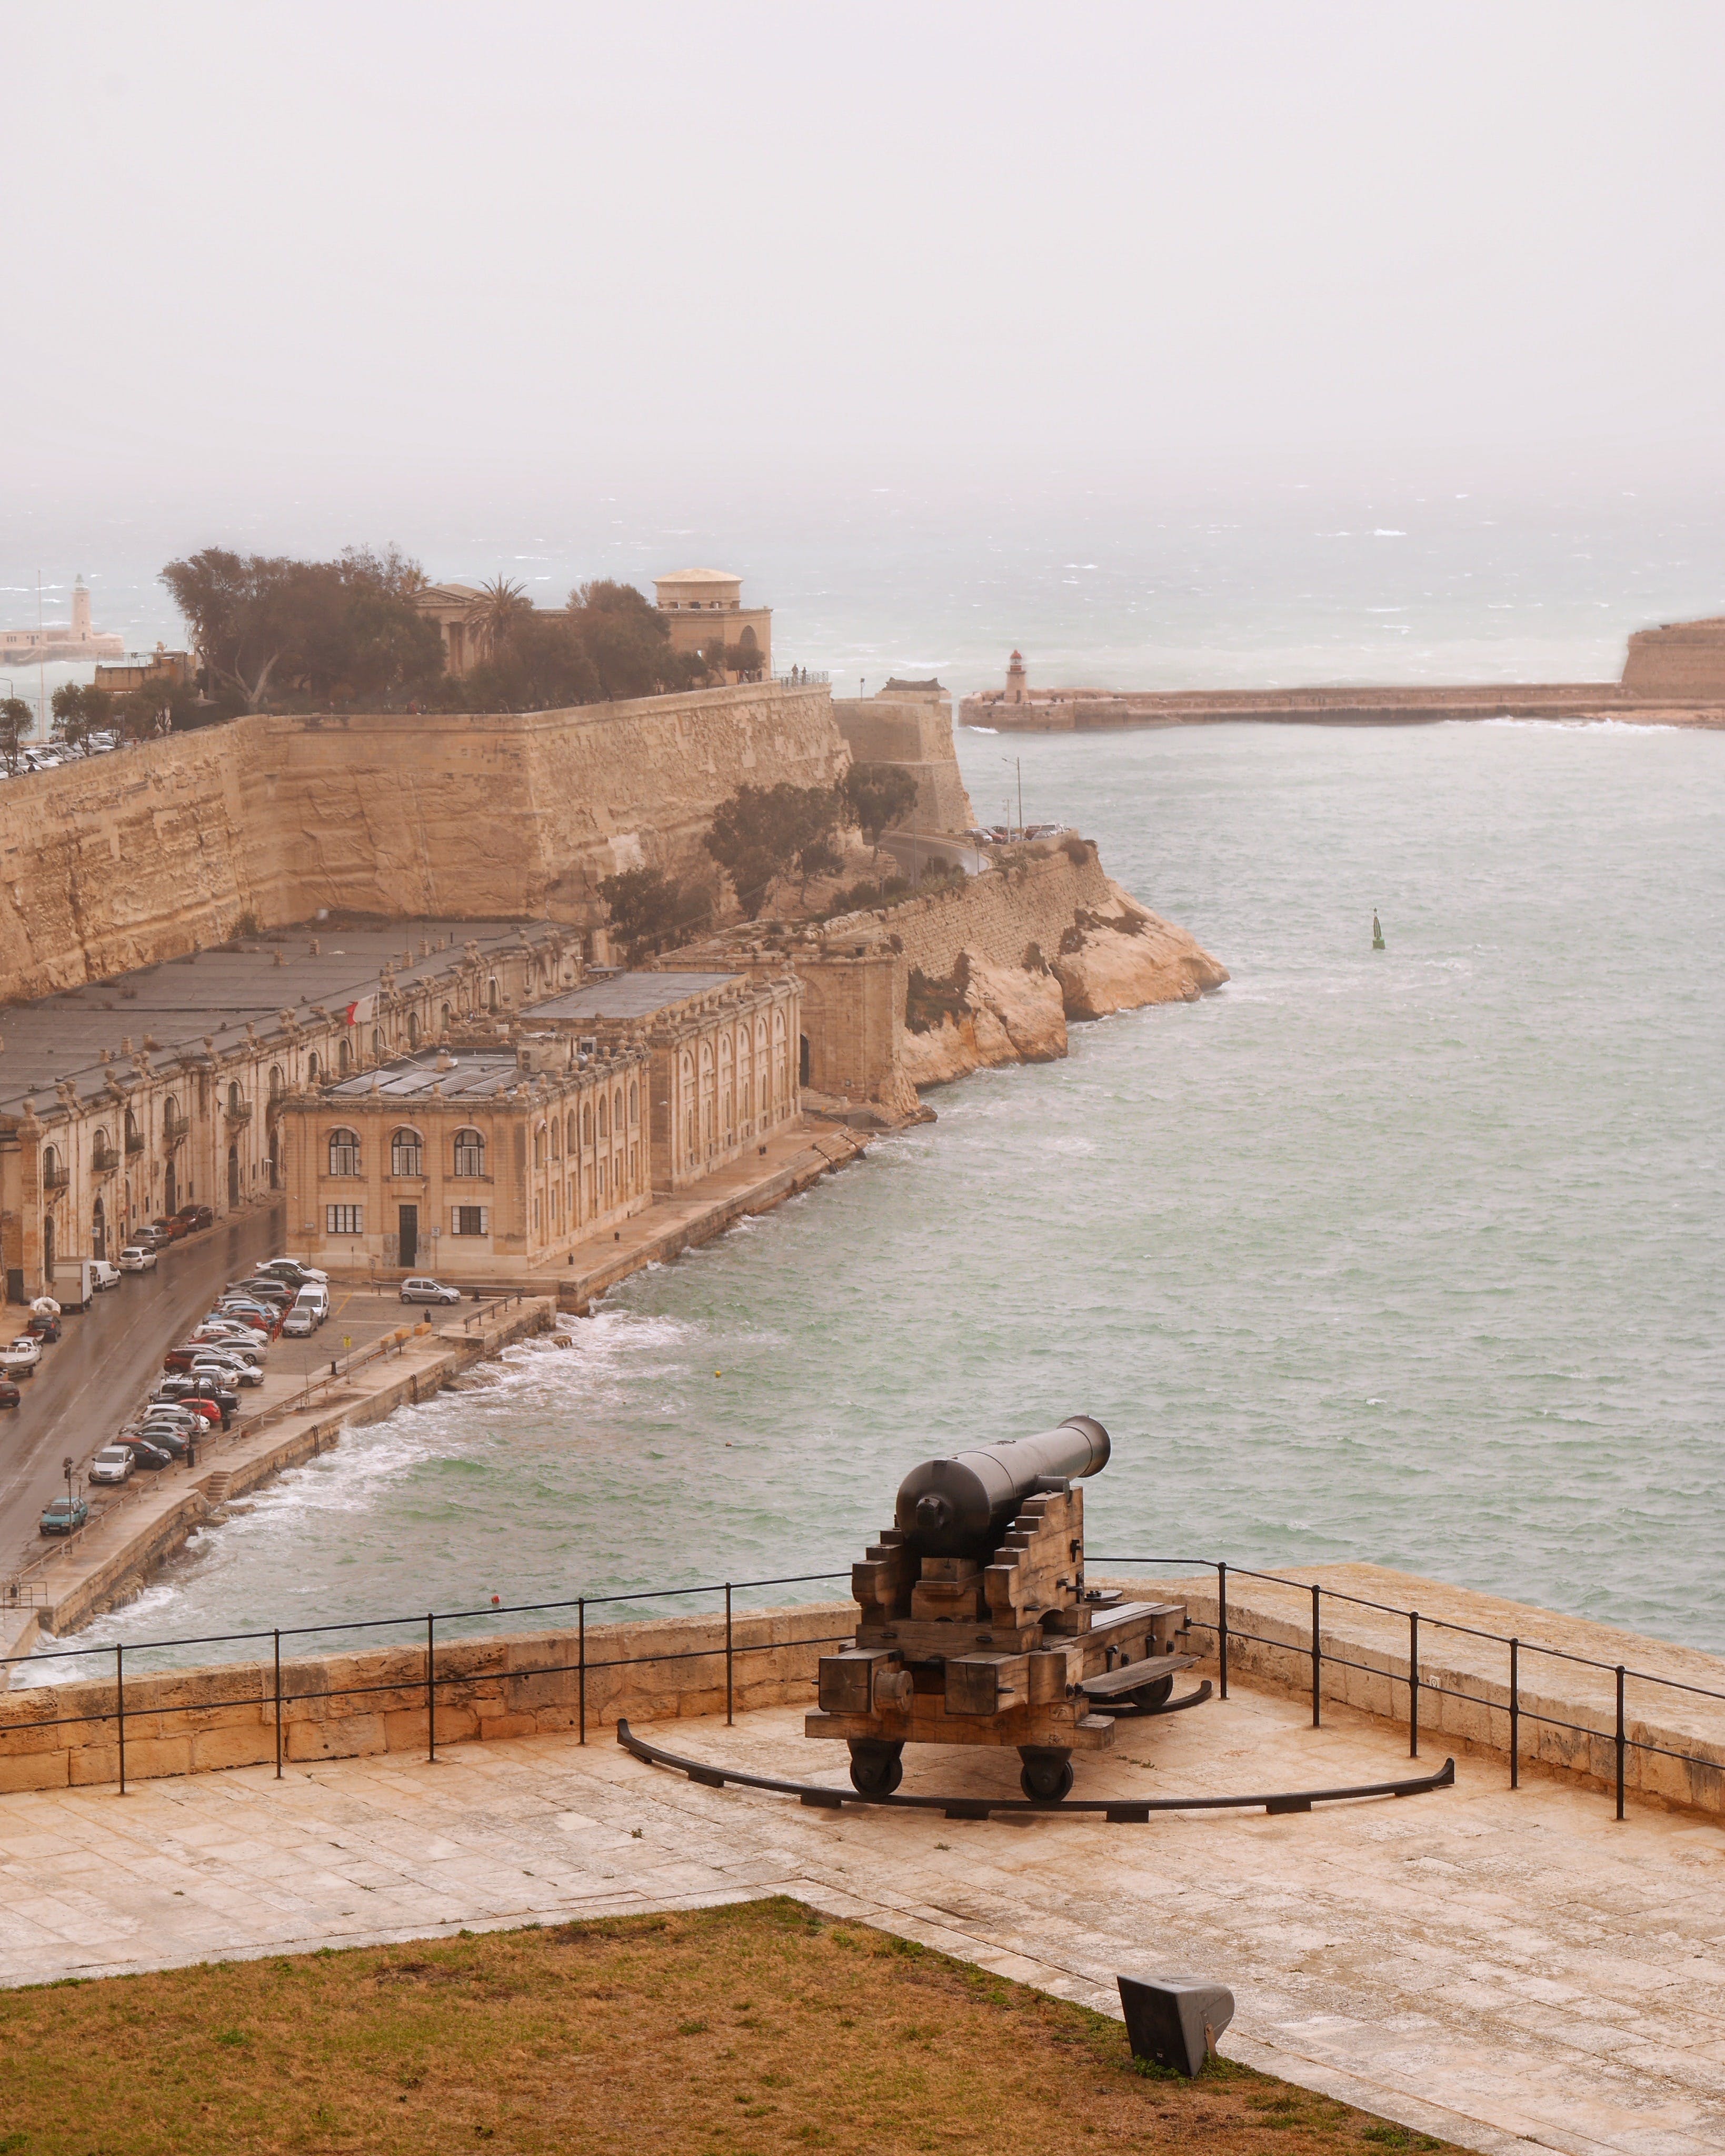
[162,1116,188,1147]
[42,1164,69,1192]
[91,1145,118,1175]
[124,1130,145,1156]
[225,1101,253,1127]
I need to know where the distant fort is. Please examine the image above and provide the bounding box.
[0,576,124,665]
[961,615,1725,731]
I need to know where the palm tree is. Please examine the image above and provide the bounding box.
[463,576,533,663]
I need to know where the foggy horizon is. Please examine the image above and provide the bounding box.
[7,1,1725,683]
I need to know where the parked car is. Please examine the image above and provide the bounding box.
[400,1276,461,1306]
[89,1259,122,1292]
[117,1244,158,1272]
[131,1421,191,1459]
[292,1286,331,1327]
[1,1337,43,1374]
[193,1356,261,1388]
[88,1445,135,1485]
[140,1402,202,1431]
[24,1313,62,1344]
[118,1436,174,1471]
[255,1259,328,1287]
[281,1304,317,1337]
[39,1495,89,1535]
[175,1204,215,1232]
[134,1223,172,1251]
[191,1334,266,1366]
[151,1383,223,1423]
[0,1380,19,1410]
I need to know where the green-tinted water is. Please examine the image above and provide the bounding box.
[45,716,1722,1679]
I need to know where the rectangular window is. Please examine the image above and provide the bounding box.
[452,1205,490,1236]
[325,1204,363,1236]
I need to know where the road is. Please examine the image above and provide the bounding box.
[0,1202,283,1573]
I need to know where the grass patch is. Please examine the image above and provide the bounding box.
[0,1897,1460,2152]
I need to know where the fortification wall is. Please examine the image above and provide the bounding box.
[1621,617,1725,698]
[0,683,849,1002]
[832,696,976,832]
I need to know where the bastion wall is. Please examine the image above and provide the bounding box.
[0,683,847,1002]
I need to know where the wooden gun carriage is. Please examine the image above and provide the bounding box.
[805,1416,1203,1801]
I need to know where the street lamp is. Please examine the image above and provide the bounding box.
[1000,755,1024,841]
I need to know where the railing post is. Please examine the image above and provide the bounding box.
[1216,1561,1229,1700]
[273,1627,283,1779]
[1616,1664,1626,1820]
[1310,1583,1321,1728]
[1509,1637,1519,1789]
[1409,1610,1419,1758]
[426,1613,436,1763]
[577,1598,586,1744]
[725,1583,735,1726]
[115,1643,126,1796]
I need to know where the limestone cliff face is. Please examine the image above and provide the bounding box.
[872,850,1227,1090]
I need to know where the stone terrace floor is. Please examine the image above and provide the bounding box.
[3,1682,1724,2156]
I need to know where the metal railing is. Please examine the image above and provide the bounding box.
[0,1569,854,1793]
[1094,1557,1723,1826]
[6,1542,1722,1824]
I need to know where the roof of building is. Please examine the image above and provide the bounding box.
[321,1049,557,1105]
[0,917,562,1119]
[654,569,741,586]
[523,971,736,1023]
[413,583,485,605]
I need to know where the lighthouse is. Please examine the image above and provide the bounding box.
[71,578,92,640]
[1005,649,1026,704]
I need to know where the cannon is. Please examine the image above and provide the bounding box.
[806,1416,1204,1801]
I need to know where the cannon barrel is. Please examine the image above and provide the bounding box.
[894,1416,1110,1556]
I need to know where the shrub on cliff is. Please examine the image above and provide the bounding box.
[904,952,972,1034]
[704,782,845,919]
[598,867,711,960]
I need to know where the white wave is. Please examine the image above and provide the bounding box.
[964,724,1000,734]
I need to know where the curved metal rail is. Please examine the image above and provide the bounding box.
[614,1720,1456,1821]
[1104,1681,1214,1719]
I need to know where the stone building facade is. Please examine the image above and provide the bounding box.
[520,970,801,1196]
[278,1040,651,1280]
[0,920,581,1302]
[652,570,772,682]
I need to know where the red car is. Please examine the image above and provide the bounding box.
[151,1215,191,1243]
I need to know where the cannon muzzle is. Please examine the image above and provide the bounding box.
[894,1416,1110,1556]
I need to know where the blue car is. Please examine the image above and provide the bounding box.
[39,1495,88,1536]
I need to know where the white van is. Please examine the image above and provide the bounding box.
[292,1284,331,1329]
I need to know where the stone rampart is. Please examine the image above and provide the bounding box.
[1621,616,1725,698]
[0,682,848,1002]
[832,695,976,832]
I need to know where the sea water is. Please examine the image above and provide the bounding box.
[47,712,1722,1680]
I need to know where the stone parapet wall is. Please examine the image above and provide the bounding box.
[832,696,976,832]
[0,683,849,1003]
[830,843,1116,982]
[0,1600,853,1792]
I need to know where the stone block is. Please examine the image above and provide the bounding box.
[70,1734,192,1785]
[474,1712,539,1742]
[190,1725,279,1774]
[286,1713,387,1763]
[0,1749,71,1793]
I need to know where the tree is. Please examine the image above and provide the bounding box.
[567,580,703,702]
[462,576,534,667]
[842,761,921,862]
[159,544,443,710]
[597,867,710,958]
[51,682,113,755]
[704,782,844,919]
[0,698,31,774]
[454,609,600,713]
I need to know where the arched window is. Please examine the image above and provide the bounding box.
[487,976,500,1014]
[550,1117,561,1162]
[337,1037,352,1075]
[582,1102,592,1146]
[327,1126,361,1176]
[565,1110,577,1155]
[227,1080,243,1114]
[41,1144,61,1189]
[597,1094,608,1139]
[533,1123,546,1170]
[124,1106,139,1151]
[628,1082,639,1125]
[390,1127,423,1177]
[441,1003,452,1033]
[307,1053,321,1085]
[268,1065,284,1104]
[407,1011,420,1049]
[453,1127,485,1177]
[613,1089,623,1137]
[372,1027,384,1058]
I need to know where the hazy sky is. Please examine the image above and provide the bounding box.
[6,1,1725,669]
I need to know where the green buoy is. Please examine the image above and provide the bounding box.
[1372,910,1386,951]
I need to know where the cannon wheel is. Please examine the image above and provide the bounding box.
[1126,1673,1175,1712]
[1018,1747,1075,1803]
[848,1739,904,1796]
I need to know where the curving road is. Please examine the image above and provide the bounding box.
[0,1202,283,1573]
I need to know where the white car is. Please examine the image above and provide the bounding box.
[89,1260,122,1292]
[255,1259,328,1286]
[117,1246,157,1273]
[292,1287,330,1327]
[399,1277,462,1306]
[191,1354,261,1386]
[0,1337,42,1372]
[88,1445,135,1485]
